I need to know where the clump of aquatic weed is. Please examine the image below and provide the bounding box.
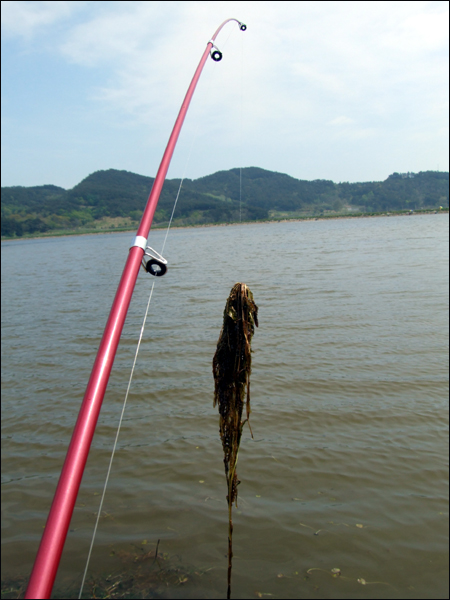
[213,282,259,599]
[80,541,208,599]
[1,576,27,599]
[2,541,207,599]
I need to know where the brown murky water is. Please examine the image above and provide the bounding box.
[1,214,449,599]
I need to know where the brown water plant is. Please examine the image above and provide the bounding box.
[213,283,258,599]
[1,540,203,599]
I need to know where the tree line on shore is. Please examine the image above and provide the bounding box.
[1,167,448,237]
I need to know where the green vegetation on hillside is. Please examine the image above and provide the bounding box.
[1,168,448,238]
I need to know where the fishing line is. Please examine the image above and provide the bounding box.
[239,29,244,223]
[219,24,244,224]
[218,22,236,51]
[161,133,197,255]
[78,278,156,599]
[163,28,238,247]
[214,23,244,223]
[239,27,244,223]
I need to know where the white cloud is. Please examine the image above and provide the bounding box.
[60,2,171,66]
[12,0,446,132]
[329,116,356,126]
[59,3,255,136]
[381,8,449,53]
[1,0,84,38]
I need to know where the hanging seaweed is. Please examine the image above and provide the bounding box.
[213,283,258,599]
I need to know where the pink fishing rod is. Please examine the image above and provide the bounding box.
[25,18,246,600]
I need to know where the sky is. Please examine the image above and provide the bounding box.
[1,0,449,189]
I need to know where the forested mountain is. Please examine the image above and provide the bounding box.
[1,167,448,237]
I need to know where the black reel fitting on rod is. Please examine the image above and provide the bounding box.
[142,247,168,277]
[211,49,223,62]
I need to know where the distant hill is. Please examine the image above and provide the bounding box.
[1,167,448,237]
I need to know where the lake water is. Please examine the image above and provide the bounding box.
[1,214,449,599]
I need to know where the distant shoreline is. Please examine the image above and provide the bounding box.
[1,208,448,242]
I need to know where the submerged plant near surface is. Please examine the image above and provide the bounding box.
[213,282,258,599]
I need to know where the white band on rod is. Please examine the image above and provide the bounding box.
[131,236,147,250]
